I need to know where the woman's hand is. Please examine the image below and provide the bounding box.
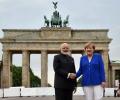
[101,82,106,88]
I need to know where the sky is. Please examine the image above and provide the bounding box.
[0,0,120,86]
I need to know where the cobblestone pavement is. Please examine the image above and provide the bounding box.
[0,96,120,100]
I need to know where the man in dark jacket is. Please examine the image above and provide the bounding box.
[53,43,77,100]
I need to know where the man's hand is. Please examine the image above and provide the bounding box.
[69,73,76,79]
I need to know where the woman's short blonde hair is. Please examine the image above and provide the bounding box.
[84,42,95,50]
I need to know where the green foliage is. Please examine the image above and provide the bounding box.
[77,78,82,87]
[12,65,22,86]
[115,70,120,80]
[30,68,41,87]
[12,65,52,87]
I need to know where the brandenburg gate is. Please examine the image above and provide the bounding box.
[0,2,112,88]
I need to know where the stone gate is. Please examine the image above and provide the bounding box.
[0,27,111,88]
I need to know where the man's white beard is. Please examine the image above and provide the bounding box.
[61,51,71,56]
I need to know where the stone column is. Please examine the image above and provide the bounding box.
[41,50,48,87]
[10,52,12,87]
[22,50,30,87]
[1,50,11,88]
[112,69,115,87]
[0,61,2,87]
[102,50,109,87]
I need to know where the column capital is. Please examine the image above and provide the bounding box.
[2,49,9,52]
[22,50,29,52]
[102,49,109,52]
[41,50,47,52]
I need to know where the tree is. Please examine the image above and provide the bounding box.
[30,68,41,87]
[12,65,52,87]
[12,65,22,86]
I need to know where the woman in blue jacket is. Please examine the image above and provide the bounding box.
[76,42,106,100]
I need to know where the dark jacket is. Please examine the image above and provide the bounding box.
[53,53,77,89]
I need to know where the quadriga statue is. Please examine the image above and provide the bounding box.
[51,10,62,27]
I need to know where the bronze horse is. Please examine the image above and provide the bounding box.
[51,11,62,27]
[44,16,49,27]
[63,15,69,27]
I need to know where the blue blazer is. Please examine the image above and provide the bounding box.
[76,53,106,86]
